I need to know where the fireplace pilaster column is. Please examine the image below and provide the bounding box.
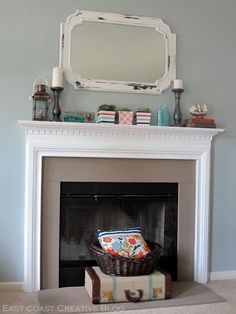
[194,149,211,283]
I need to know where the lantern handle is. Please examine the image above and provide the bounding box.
[32,76,50,94]
[29,76,51,101]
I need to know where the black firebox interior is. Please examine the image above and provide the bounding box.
[59,182,178,287]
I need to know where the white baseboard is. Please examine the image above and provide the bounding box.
[210,270,236,281]
[0,282,23,291]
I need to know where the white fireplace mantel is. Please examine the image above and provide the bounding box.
[19,120,224,292]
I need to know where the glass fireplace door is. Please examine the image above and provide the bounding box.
[59,182,178,286]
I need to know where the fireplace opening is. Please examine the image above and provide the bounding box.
[59,182,178,287]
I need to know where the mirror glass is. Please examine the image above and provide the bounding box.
[71,22,165,83]
[61,10,176,94]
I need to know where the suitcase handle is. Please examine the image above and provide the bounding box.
[124,289,143,302]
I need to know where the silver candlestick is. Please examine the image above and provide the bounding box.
[172,88,184,126]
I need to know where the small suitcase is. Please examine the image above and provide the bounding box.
[85,266,171,304]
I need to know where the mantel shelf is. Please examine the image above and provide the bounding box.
[19,120,224,139]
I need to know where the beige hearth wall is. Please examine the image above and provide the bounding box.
[41,157,195,289]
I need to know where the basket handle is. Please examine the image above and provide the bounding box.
[124,289,143,302]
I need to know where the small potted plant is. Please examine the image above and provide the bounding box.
[118,107,134,125]
[97,104,116,123]
[135,107,152,125]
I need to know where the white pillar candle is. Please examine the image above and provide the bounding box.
[173,79,183,89]
[52,67,63,87]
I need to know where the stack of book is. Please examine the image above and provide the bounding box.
[185,118,216,128]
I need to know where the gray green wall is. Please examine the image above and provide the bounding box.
[0,0,235,282]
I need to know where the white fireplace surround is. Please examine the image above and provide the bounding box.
[19,120,224,292]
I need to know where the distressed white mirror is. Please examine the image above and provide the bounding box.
[60,10,176,94]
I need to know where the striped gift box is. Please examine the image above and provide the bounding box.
[136,112,152,125]
[97,111,116,123]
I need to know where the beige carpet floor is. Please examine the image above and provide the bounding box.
[0,280,236,314]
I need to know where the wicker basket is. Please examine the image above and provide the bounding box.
[90,240,161,276]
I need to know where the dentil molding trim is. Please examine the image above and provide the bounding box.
[20,120,221,139]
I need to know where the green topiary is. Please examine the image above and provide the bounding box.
[119,107,131,111]
[136,107,151,113]
[98,104,116,111]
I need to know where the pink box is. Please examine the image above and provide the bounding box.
[118,111,133,125]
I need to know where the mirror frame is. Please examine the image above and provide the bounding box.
[60,10,176,94]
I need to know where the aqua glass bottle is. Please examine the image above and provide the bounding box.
[157,104,170,126]
[157,105,164,125]
[162,104,170,126]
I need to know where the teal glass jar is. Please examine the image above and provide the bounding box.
[157,104,170,126]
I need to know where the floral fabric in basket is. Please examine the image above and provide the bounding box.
[97,227,151,259]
